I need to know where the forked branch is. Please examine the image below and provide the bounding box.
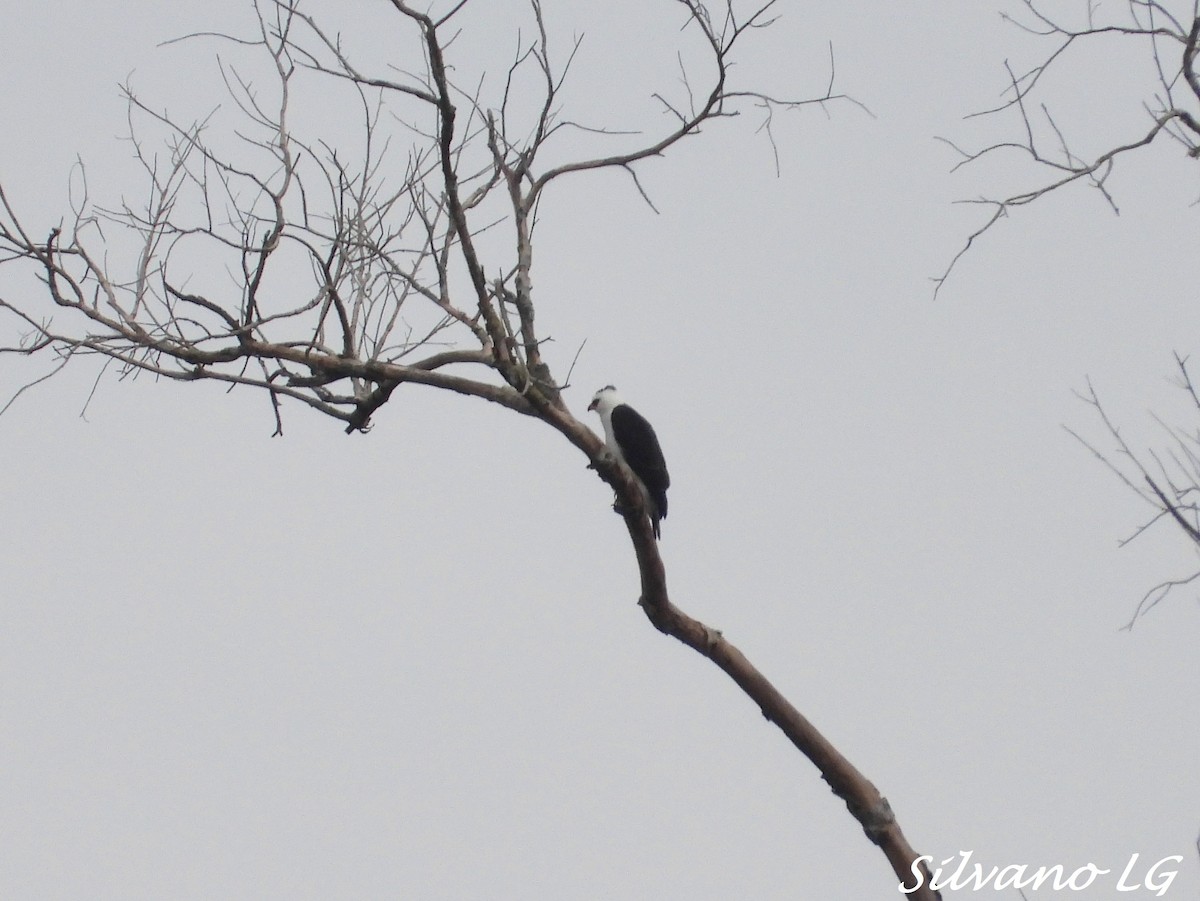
[936,2,1200,297]
[1067,363,1200,628]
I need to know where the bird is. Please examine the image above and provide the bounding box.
[588,385,670,539]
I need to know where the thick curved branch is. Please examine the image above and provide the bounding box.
[539,403,940,899]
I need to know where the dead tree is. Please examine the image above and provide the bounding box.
[0,1,937,894]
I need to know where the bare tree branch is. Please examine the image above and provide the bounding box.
[1067,363,1200,627]
[937,3,1200,297]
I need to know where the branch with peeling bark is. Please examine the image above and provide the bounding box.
[545,404,940,898]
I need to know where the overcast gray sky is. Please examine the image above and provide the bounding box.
[2,2,1199,898]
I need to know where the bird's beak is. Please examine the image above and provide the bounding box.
[587,399,597,412]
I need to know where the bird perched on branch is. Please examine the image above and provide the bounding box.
[588,385,670,539]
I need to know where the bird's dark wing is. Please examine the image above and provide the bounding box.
[611,404,670,518]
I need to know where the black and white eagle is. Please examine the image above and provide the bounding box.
[588,385,670,539]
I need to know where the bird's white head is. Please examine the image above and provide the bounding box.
[587,384,621,415]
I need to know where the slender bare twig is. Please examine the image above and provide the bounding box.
[1068,363,1200,627]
